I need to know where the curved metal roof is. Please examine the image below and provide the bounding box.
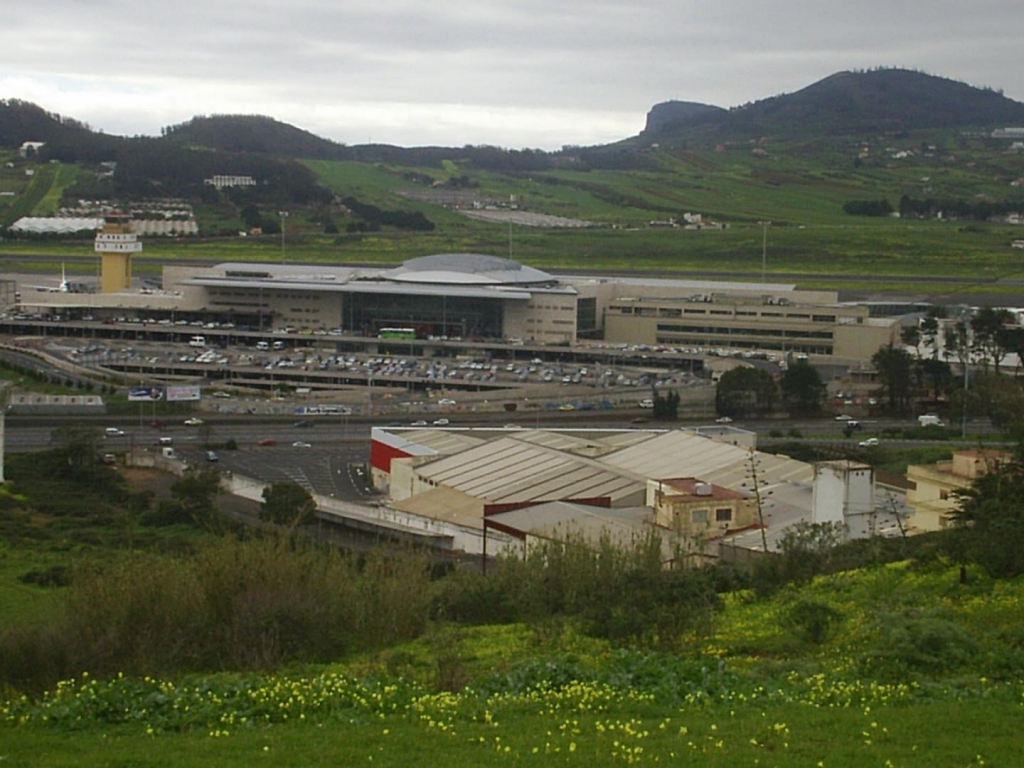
[385,253,556,285]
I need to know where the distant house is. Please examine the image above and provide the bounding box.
[647,477,757,539]
[906,449,1012,532]
[204,175,257,190]
[19,141,45,158]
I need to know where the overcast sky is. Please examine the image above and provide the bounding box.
[3,1,1021,150]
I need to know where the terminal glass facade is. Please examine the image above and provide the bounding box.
[343,292,504,339]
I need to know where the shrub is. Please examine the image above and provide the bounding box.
[861,610,979,681]
[0,537,436,692]
[782,598,843,645]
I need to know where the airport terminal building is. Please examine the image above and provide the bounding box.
[161,254,899,361]
[15,252,900,362]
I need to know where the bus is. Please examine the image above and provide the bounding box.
[378,327,416,340]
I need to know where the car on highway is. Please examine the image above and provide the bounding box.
[291,441,312,448]
[104,427,125,437]
[858,437,880,447]
[411,420,428,426]
[715,416,733,423]
[835,414,853,421]
[294,419,314,428]
[432,418,450,426]
[205,451,219,462]
[184,417,204,426]
[257,437,277,446]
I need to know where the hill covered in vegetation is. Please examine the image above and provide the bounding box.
[640,68,1024,144]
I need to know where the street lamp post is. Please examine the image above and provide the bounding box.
[759,220,771,282]
[278,211,289,258]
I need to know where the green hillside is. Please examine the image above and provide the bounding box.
[2,70,1023,298]
[3,436,1024,764]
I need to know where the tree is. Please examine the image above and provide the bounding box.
[919,357,953,402]
[920,307,946,359]
[652,389,680,420]
[170,467,223,533]
[49,424,103,480]
[950,456,1024,578]
[261,482,317,529]
[901,324,922,358]
[970,307,1014,374]
[967,373,1024,430]
[716,366,778,419]
[871,344,915,415]
[779,361,826,415]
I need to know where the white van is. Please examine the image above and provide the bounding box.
[255,340,270,351]
[189,335,206,348]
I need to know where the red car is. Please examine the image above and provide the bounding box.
[257,437,277,446]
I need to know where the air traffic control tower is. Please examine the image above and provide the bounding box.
[94,212,141,292]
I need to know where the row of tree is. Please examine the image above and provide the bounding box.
[715,361,826,419]
[842,196,1024,221]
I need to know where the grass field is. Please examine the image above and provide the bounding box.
[3,562,1022,766]
[1,134,1021,302]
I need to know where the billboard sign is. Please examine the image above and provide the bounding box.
[166,385,201,402]
[128,386,164,402]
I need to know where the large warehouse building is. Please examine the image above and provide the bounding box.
[368,425,908,561]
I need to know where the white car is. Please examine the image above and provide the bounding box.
[104,427,125,437]
[715,416,733,424]
[835,414,853,421]
[291,441,312,448]
[858,437,880,447]
[433,418,450,426]
[184,417,204,426]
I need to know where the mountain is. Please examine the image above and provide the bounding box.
[0,99,123,160]
[161,114,347,159]
[641,68,1024,142]
[643,101,727,135]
